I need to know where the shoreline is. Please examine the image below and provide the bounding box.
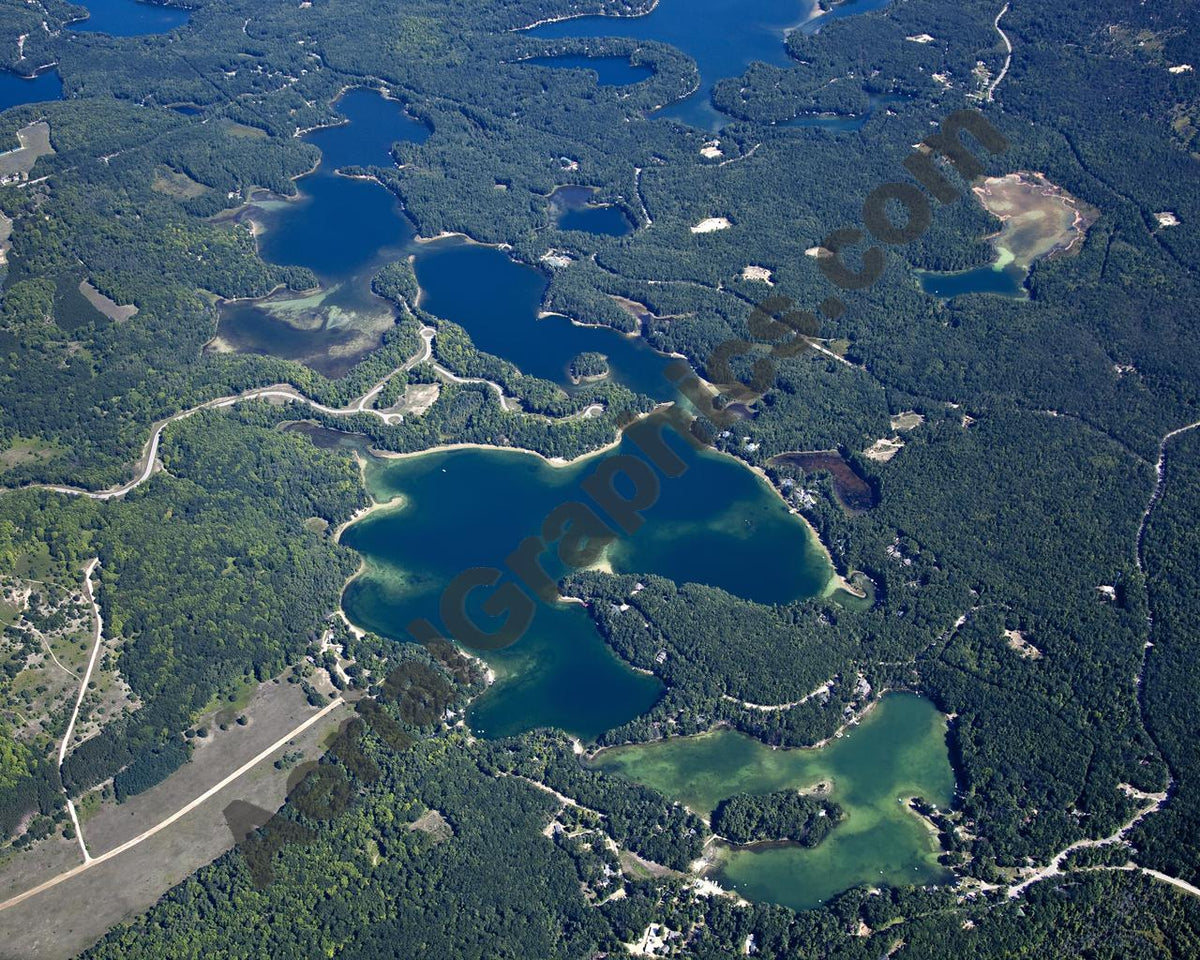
[332,491,408,544]
[365,434,625,470]
[345,404,853,607]
[591,693,889,763]
[741,460,853,598]
[512,0,660,32]
[539,310,644,342]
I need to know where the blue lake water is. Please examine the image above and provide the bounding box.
[68,0,191,35]
[918,263,1027,299]
[413,239,677,400]
[216,88,428,375]
[549,185,633,236]
[528,0,893,129]
[218,89,673,395]
[521,54,654,86]
[796,0,895,35]
[0,71,63,112]
[341,421,830,739]
[528,0,813,129]
[777,92,908,132]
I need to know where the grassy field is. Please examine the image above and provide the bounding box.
[0,679,348,959]
[0,122,54,180]
[150,165,208,200]
[0,438,63,474]
[78,281,138,323]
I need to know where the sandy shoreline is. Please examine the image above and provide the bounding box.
[512,0,660,32]
[347,411,853,605]
[332,491,407,543]
[365,434,625,470]
[741,460,859,598]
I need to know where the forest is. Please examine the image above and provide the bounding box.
[711,791,843,846]
[0,0,1199,954]
[0,413,365,828]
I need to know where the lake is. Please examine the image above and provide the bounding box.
[339,427,831,739]
[218,89,670,391]
[592,692,955,909]
[0,71,63,112]
[796,0,896,35]
[918,263,1028,299]
[215,88,428,376]
[521,54,654,87]
[413,239,678,400]
[528,0,893,129]
[68,0,191,35]
[777,92,909,132]
[549,185,634,236]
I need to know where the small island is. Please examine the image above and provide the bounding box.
[711,790,844,847]
[568,351,610,384]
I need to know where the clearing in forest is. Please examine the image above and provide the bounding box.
[0,121,54,181]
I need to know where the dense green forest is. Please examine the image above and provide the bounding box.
[0,0,1198,953]
[1131,431,1200,885]
[711,790,843,846]
[0,413,365,829]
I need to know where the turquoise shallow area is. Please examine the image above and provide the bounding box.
[340,428,830,739]
[217,88,674,392]
[593,692,956,909]
[215,88,428,375]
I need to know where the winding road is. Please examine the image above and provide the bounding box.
[1006,789,1167,899]
[1006,419,1200,904]
[986,2,1013,102]
[16,325,603,502]
[31,327,432,501]
[1135,420,1200,572]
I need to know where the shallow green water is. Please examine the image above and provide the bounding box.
[218,88,675,392]
[216,88,427,375]
[591,692,955,909]
[340,426,829,739]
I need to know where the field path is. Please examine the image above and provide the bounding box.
[55,559,105,863]
[0,697,345,913]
